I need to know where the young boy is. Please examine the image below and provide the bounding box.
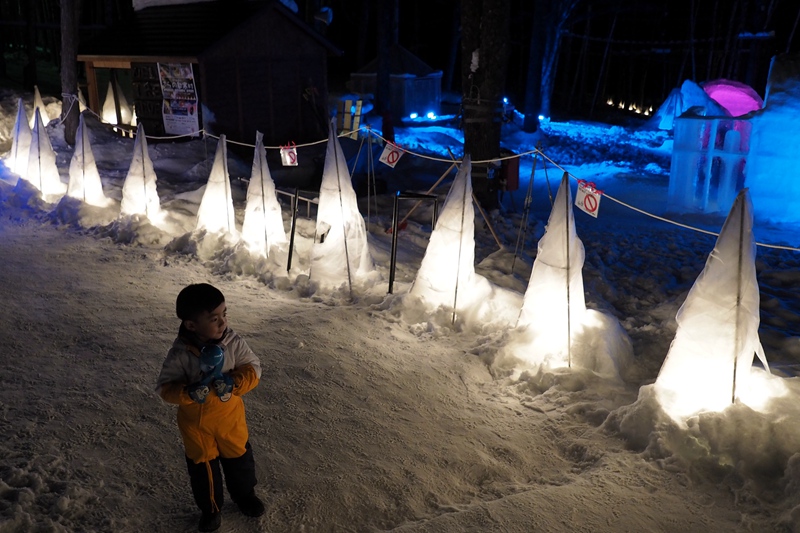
[156,283,264,532]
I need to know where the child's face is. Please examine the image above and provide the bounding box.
[185,301,228,343]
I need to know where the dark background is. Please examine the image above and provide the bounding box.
[1,0,799,121]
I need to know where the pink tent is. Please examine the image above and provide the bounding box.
[702,79,763,117]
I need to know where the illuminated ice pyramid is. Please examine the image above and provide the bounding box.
[8,98,31,177]
[32,85,49,127]
[309,123,373,288]
[196,134,237,236]
[655,189,774,420]
[24,108,66,198]
[67,114,110,207]
[121,124,161,221]
[102,79,132,125]
[241,131,287,256]
[516,173,586,367]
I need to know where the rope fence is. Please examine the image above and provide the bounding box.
[45,107,800,254]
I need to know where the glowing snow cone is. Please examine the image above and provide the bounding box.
[121,124,161,221]
[196,134,237,236]
[655,189,775,421]
[77,87,87,112]
[241,131,287,256]
[409,155,478,312]
[25,108,66,198]
[516,173,586,368]
[67,113,110,207]
[309,121,373,289]
[32,85,49,127]
[102,79,132,125]
[8,98,32,177]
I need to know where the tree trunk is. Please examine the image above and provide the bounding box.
[461,0,510,211]
[61,0,79,145]
[522,0,576,132]
[443,2,461,92]
[376,0,397,140]
[23,0,37,89]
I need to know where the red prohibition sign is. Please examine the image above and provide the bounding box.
[387,148,400,164]
[288,151,297,164]
[583,193,598,213]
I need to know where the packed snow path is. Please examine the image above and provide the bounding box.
[0,213,782,532]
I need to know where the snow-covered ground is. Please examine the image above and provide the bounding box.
[1,87,799,532]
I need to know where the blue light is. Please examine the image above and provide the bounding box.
[503,97,509,104]
[350,105,356,114]
[538,115,545,120]
[426,111,436,120]
[409,112,418,119]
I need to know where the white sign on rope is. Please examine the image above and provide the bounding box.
[379,142,404,168]
[575,180,602,218]
[280,142,298,166]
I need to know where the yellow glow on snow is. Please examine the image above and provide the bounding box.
[657,366,787,424]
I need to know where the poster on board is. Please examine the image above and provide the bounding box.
[158,63,200,136]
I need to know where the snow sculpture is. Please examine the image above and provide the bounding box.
[102,79,132,125]
[241,131,287,256]
[196,134,237,236]
[121,124,162,221]
[702,79,763,117]
[517,173,586,367]
[409,155,480,312]
[32,85,50,127]
[24,108,66,198]
[67,114,110,207]
[8,98,32,177]
[309,122,373,289]
[655,189,777,421]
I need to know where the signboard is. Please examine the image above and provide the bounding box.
[280,143,298,166]
[575,180,602,218]
[379,142,404,168]
[131,63,165,136]
[158,63,200,136]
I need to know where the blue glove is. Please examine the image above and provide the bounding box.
[213,374,234,402]
[187,382,211,404]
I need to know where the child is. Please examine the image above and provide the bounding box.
[156,283,264,532]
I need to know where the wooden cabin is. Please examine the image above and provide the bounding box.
[77,0,341,146]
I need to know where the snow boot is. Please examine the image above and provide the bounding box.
[198,511,221,532]
[236,493,265,517]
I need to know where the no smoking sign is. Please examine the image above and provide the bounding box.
[379,142,404,168]
[280,143,298,166]
[575,180,602,218]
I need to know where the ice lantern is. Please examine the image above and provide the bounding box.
[121,124,162,221]
[516,173,586,368]
[241,131,287,256]
[8,98,32,177]
[408,155,477,315]
[655,189,778,421]
[67,113,110,207]
[24,108,66,198]
[196,135,237,236]
[101,78,132,125]
[309,122,373,289]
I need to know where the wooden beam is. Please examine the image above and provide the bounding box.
[84,61,100,114]
[77,55,198,67]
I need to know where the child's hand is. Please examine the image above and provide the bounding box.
[213,374,234,402]
[187,382,211,404]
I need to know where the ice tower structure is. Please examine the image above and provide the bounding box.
[67,114,110,207]
[196,135,237,236]
[309,122,373,289]
[241,131,287,256]
[121,124,161,221]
